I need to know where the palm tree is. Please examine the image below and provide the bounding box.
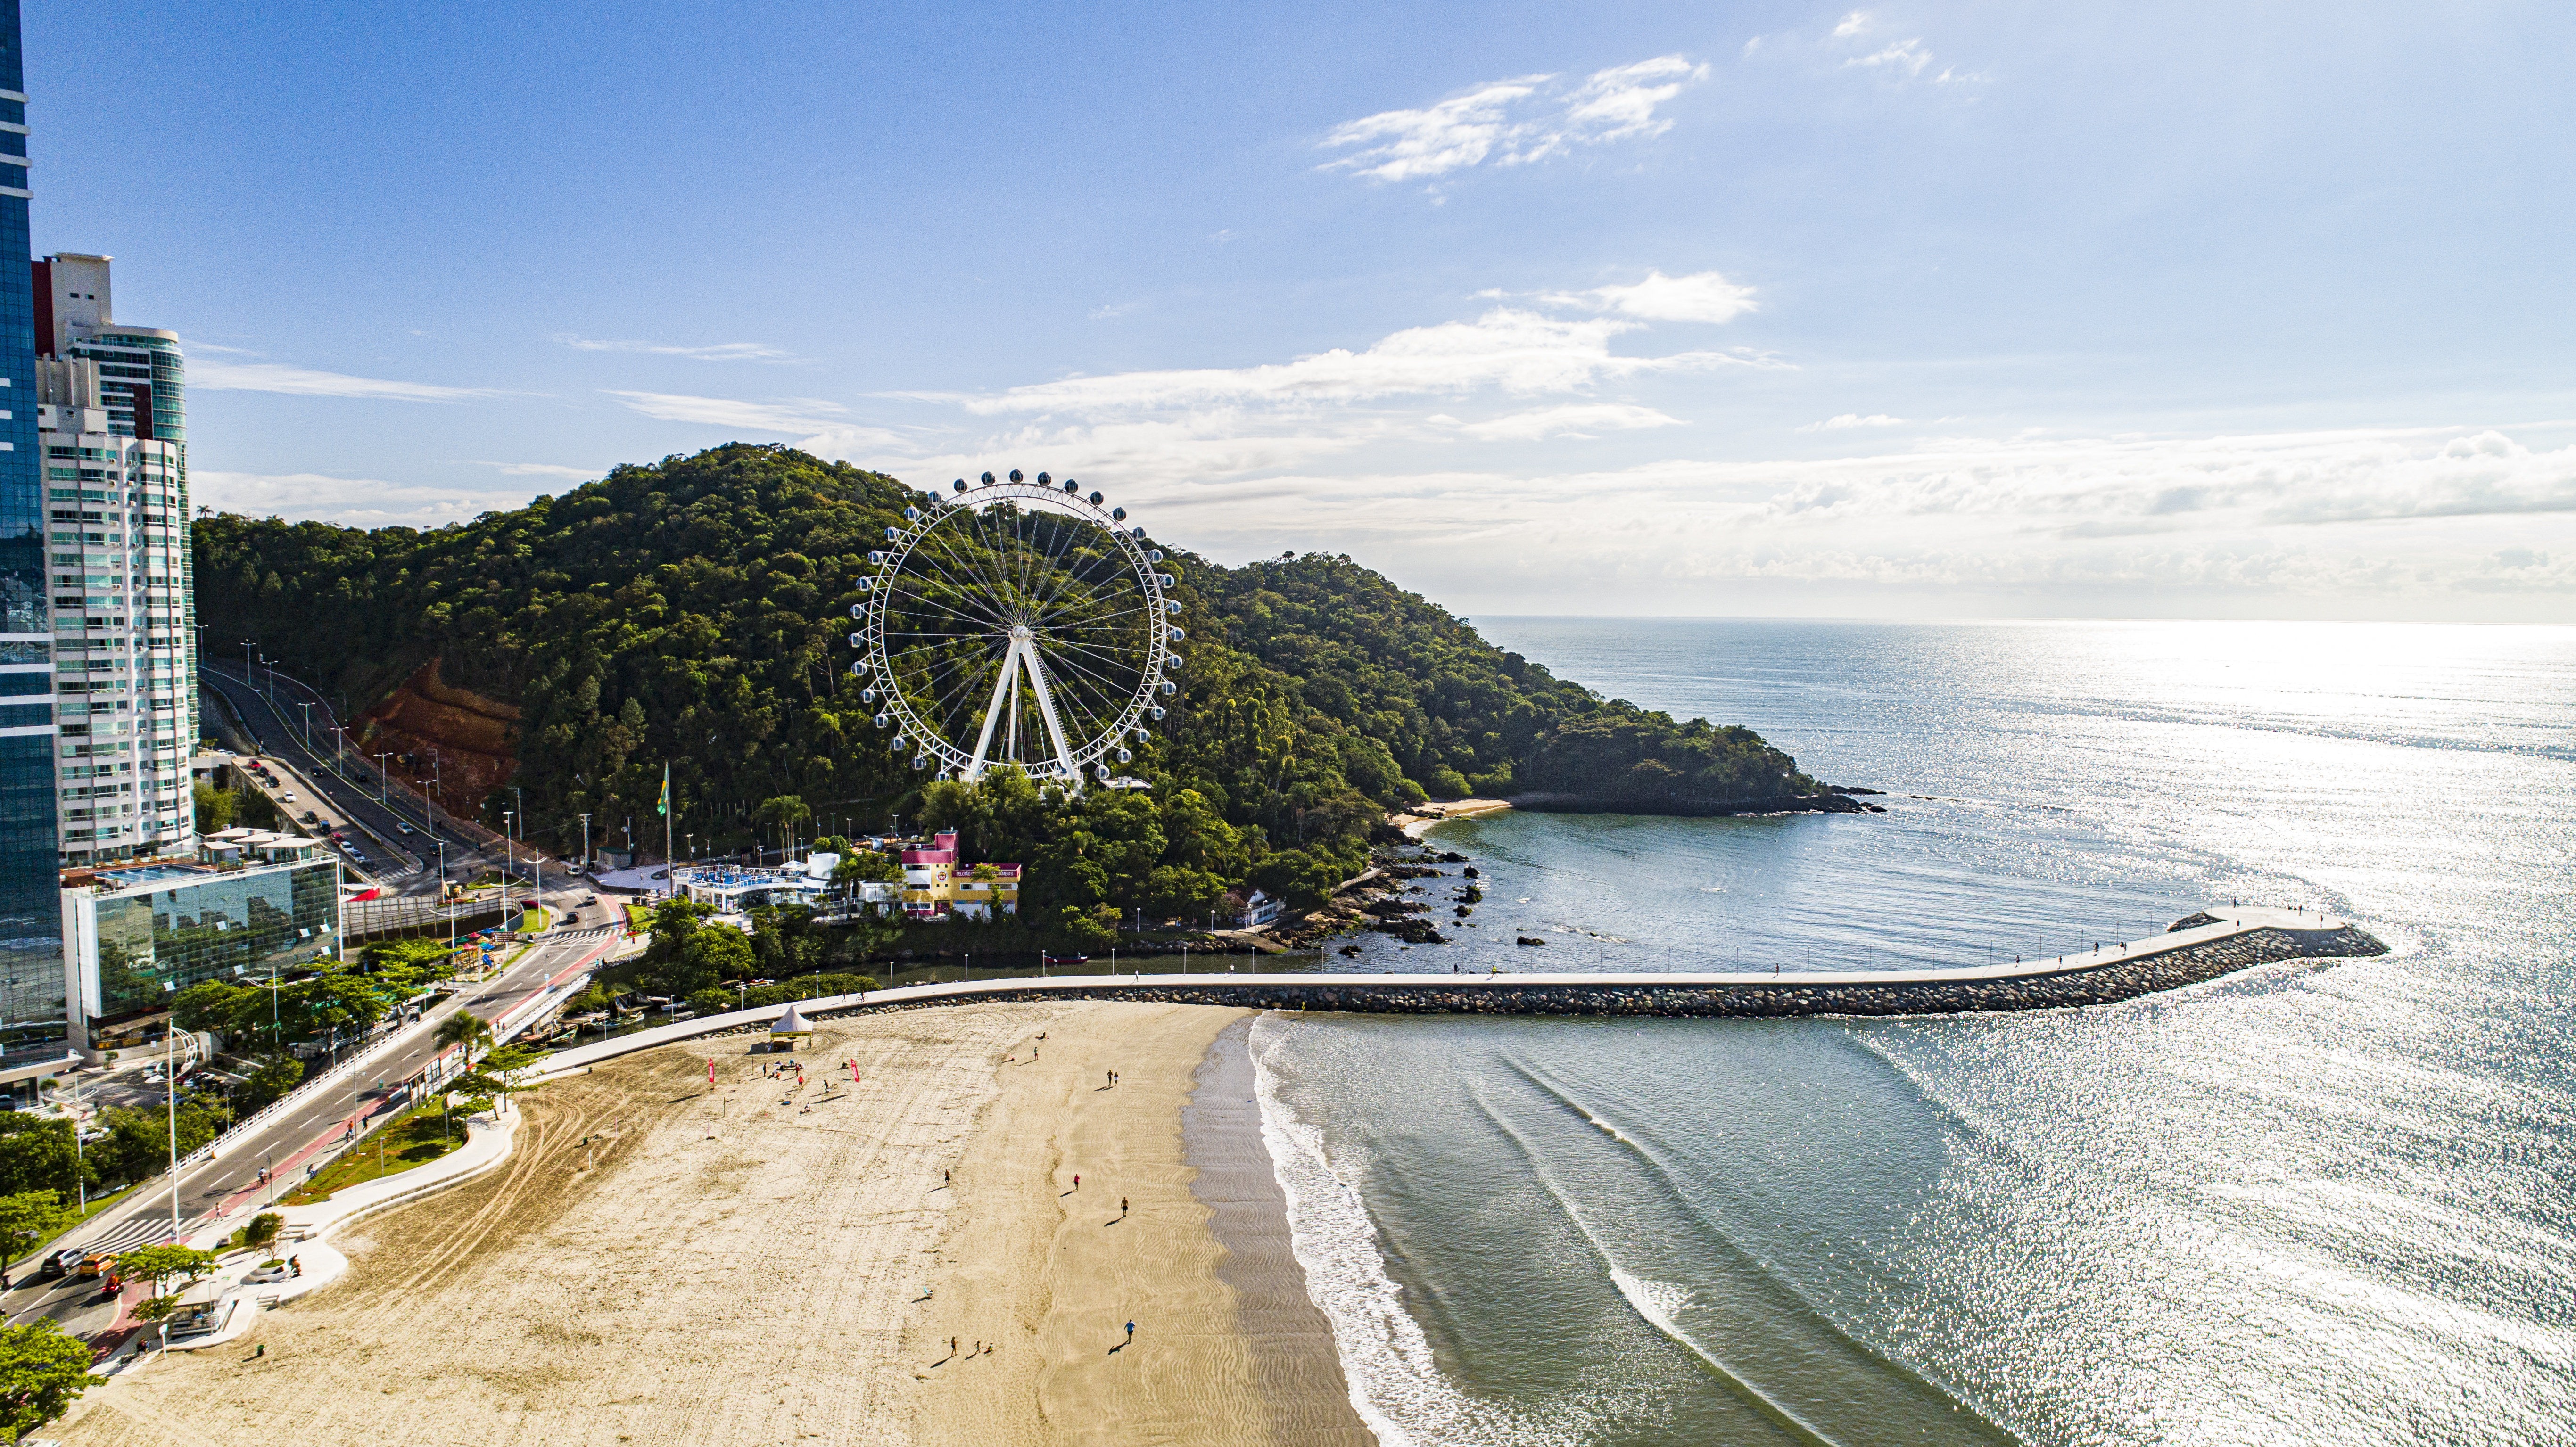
[432,1011,496,1144]
[436,1011,494,1061]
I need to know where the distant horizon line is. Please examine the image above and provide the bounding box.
[1467,613,2575,630]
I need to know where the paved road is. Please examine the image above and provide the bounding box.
[198,663,566,899]
[0,924,625,1345]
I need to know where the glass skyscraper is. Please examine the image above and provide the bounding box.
[0,0,72,1089]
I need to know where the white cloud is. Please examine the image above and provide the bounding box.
[944,307,1749,416]
[189,361,496,403]
[1800,413,1907,431]
[1089,303,1134,321]
[555,335,793,361]
[194,470,525,527]
[830,423,2576,618]
[605,390,870,436]
[1321,55,1707,184]
[1456,403,1685,441]
[468,460,605,480]
[1833,12,1869,39]
[812,411,1377,496]
[1544,269,1759,324]
[1848,39,1933,75]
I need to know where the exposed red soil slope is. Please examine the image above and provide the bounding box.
[357,657,520,817]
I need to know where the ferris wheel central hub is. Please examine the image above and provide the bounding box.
[854,473,1178,790]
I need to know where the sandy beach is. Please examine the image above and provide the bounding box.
[1390,797,1511,839]
[52,1001,1370,1447]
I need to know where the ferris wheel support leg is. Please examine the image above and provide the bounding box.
[965,639,1023,782]
[1021,646,1085,791]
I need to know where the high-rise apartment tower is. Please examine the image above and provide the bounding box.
[32,253,194,867]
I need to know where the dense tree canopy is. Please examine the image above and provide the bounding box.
[197,445,1830,930]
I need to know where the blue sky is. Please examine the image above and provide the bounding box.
[31,0,2576,621]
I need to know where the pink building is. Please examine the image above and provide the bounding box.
[900,832,1025,920]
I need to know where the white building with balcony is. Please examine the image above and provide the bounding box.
[33,254,195,865]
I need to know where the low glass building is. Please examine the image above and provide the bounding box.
[60,857,339,1059]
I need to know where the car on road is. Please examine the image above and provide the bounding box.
[396,823,414,835]
[78,1251,115,1279]
[302,810,320,824]
[40,1247,83,1279]
[281,791,297,802]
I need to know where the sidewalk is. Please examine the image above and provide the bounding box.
[157,1105,519,1356]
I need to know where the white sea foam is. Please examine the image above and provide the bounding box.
[1247,1014,1570,1447]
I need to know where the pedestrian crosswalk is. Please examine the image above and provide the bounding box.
[80,1215,185,1255]
[552,926,617,940]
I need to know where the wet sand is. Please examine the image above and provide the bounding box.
[1185,1017,1377,1447]
[52,1000,1362,1447]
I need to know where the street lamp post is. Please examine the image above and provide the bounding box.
[165,1030,181,1242]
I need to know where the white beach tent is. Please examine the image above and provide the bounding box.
[771,1004,813,1037]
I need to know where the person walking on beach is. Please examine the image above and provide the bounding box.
[943,1168,951,1188]
[1073,1173,1080,1191]
[1125,1320,1135,1345]
[1120,1196,1129,1218]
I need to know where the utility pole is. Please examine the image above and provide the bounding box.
[579,813,592,875]
[502,810,516,925]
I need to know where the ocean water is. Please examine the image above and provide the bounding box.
[1250,620,2576,1446]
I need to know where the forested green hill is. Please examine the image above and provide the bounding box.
[196,445,1826,931]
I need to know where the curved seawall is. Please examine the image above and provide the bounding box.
[528,907,2385,1079]
[835,921,2383,1020]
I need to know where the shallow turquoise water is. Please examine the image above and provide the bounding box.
[1256,620,2575,1446]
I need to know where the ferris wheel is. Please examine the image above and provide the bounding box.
[850,469,1181,788]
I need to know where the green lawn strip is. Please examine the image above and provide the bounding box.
[519,904,553,931]
[279,1099,468,1205]
[623,903,650,933]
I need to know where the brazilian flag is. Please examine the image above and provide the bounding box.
[658,764,670,818]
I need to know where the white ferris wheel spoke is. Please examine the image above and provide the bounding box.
[1018,639,1084,782]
